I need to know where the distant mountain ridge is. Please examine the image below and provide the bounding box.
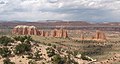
[0,21,120,27]
[0,21,120,31]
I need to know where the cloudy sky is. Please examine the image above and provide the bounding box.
[0,0,120,22]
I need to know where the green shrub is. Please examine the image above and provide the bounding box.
[34,51,42,59]
[52,54,78,64]
[46,47,55,57]
[13,36,33,42]
[3,58,15,64]
[28,60,37,64]
[0,36,13,46]
[14,43,31,54]
[73,50,80,56]
[0,47,11,57]
[47,43,51,46]
[64,54,78,64]
[41,62,45,64]
[52,45,56,49]
[52,54,64,64]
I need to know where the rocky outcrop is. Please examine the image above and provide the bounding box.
[12,25,68,38]
[51,28,68,38]
[40,30,45,37]
[51,29,57,37]
[45,32,49,37]
[12,25,41,35]
[79,30,107,41]
[63,30,68,38]
[40,30,49,37]
[94,30,106,40]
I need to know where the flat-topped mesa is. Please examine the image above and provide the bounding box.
[12,25,41,35]
[51,28,68,38]
[94,30,107,40]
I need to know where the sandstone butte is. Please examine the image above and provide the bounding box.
[12,25,106,40]
[12,25,69,38]
[80,30,107,41]
[12,25,41,35]
[94,30,107,40]
[50,28,68,38]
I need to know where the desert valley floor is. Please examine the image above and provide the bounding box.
[0,22,120,64]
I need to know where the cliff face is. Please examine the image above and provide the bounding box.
[95,30,106,40]
[51,28,68,38]
[12,25,106,40]
[12,25,41,35]
[80,30,107,41]
[12,25,69,38]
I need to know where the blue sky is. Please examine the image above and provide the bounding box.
[0,0,120,22]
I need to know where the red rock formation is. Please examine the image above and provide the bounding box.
[23,27,28,35]
[45,32,49,37]
[56,29,60,37]
[57,29,63,37]
[28,26,37,35]
[36,30,41,35]
[51,28,68,38]
[78,30,106,41]
[18,27,23,35]
[12,25,68,38]
[12,25,40,35]
[94,30,106,40]
[40,30,45,37]
[63,30,68,38]
[51,29,57,37]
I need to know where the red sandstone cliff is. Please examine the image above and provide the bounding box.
[12,25,41,35]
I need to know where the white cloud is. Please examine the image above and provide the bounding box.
[0,11,68,21]
[0,0,120,22]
